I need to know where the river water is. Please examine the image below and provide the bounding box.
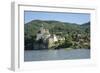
[24,49,90,61]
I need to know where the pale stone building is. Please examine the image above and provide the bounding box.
[36,24,50,41]
[35,24,66,49]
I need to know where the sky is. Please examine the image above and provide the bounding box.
[24,11,90,25]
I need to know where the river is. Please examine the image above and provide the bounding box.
[24,49,90,61]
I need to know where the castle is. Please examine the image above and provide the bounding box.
[35,24,58,49]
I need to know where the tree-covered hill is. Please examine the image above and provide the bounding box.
[25,20,86,36]
[24,20,90,50]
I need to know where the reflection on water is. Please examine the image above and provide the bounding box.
[24,49,90,62]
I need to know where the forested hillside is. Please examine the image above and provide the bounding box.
[24,20,90,50]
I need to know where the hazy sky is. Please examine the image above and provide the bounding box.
[24,11,90,24]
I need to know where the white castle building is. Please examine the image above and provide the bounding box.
[36,24,58,42]
[35,24,65,49]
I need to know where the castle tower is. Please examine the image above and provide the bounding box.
[39,24,45,34]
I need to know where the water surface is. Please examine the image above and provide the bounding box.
[24,49,90,61]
